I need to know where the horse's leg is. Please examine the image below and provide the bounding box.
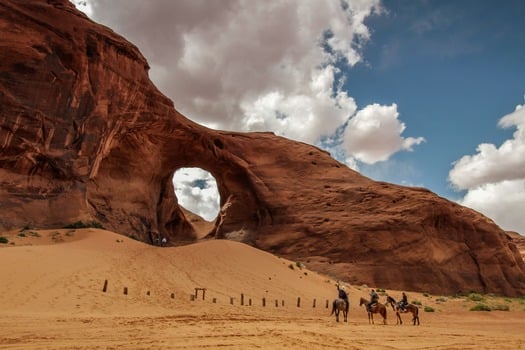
[397,309,402,325]
[336,309,339,322]
[413,309,420,325]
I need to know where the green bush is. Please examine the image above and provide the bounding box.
[0,237,8,244]
[468,292,484,302]
[64,221,105,229]
[18,233,26,237]
[424,306,435,312]
[491,304,510,311]
[412,300,422,306]
[470,303,491,311]
[423,292,429,297]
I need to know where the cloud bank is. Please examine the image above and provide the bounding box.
[449,99,525,234]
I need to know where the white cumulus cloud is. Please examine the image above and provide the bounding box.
[449,99,525,234]
[342,103,426,163]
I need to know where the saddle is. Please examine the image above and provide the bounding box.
[397,302,407,312]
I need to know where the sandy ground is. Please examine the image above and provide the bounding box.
[1,228,524,349]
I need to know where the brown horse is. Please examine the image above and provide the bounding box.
[359,297,387,324]
[386,296,420,325]
[330,298,349,322]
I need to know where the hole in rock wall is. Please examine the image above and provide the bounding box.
[172,168,220,222]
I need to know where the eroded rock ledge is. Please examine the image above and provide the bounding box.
[1,0,524,296]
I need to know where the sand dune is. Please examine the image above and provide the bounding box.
[1,228,524,349]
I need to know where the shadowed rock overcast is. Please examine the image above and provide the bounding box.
[1,0,525,296]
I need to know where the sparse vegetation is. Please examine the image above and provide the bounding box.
[295,261,303,269]
[424,306,435,312]
[64,221,105,229]
[288,263,294,270]
[412,300,422,306]
[423,292,430,297]
[29,231,41,237]
[491,303,510,311]
[436,297,447,303]
[18,232,27,237]
[470,303,491,311]
[0,237,8,244]
[468,292,484,302]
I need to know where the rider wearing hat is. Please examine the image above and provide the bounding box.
[336,282,349,308]
[368,289,379,312]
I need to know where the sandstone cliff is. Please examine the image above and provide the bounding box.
[1,0,524,296]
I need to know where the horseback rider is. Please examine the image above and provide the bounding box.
[400,292,408,312]
[367,289,379,312]
[336,283,349,308]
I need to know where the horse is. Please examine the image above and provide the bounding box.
[386,296,420,325]
[359,297,387,324]
[330,298,349,322]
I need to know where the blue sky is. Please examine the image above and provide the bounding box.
[77,0,525,233]
[348,0,525,201]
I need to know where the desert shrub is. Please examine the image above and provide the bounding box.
[0,237,8,244]
[64,221,105,229]
[424,306,435,312]
[29,231,41,237]
[295,261,303,269]
[18,233,27,237]
[436,297,447,303]
[504,298,512,303]
[412,300,422,306]
[491,304,510,311]
[376,288,386,293]
[470,303,491,311]
[468,292,484,302]
[423,292,429,297]
[288,264,294,270]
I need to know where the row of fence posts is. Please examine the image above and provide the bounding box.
[102,280,329,308]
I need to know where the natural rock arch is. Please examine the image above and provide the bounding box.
[0,0,524,296]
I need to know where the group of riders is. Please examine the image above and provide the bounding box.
[336,283,409,312]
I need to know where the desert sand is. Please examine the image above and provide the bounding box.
[1,228,524,349]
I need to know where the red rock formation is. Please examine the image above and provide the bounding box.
[1,0,524,296]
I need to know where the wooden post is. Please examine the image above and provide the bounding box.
[146,291,150,296]
[212,298,217,303]
[102,279,108,292]
[282,300,285,307]
[297,297,301,307]
[312,298,316,308]
[275,299,278,307]
[123,287,128,295]
[191,294,195,301]
[194,288,206,300]
[230,297,234,305]
[262,298,266,307]
[326,299,329,308]
[171,293,175,299]
[241,293,244,306]
[249,298,252,306]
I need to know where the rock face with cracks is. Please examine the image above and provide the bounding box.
[1,0,524,296]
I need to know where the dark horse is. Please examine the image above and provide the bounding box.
[359,297,387,324]
[330,298,349,322]
[386,296,420,325]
